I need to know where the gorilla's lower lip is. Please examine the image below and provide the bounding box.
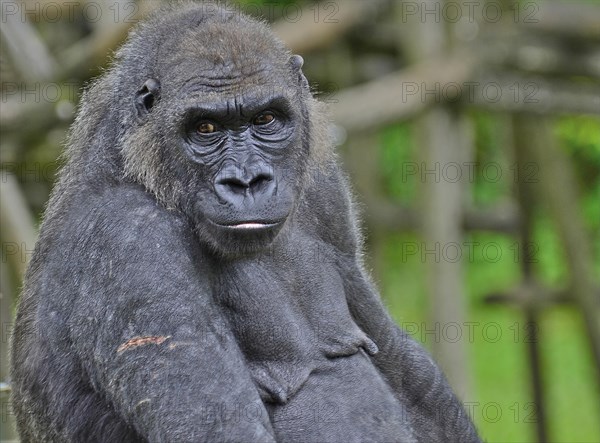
[209,219,284,230]
[228,222,280,230]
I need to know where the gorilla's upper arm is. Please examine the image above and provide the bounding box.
[53,185,275,441]
[301,162,479,441]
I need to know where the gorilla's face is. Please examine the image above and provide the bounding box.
[181,86,302,255]
[133,55,307,256]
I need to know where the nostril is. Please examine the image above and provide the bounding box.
[248,173,273,189]
[217,177,248,194]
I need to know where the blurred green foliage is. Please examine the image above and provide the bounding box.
[377,114,600,442]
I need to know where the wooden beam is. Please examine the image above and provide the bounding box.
[330,51,475,131]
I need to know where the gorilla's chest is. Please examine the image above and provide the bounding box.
[211,245,376,403]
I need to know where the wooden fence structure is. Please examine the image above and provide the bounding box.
[1,0,599,441]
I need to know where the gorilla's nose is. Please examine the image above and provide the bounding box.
[215,166,275,203]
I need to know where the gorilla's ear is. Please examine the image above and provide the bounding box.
[135,78,161,119]
[288,55,309,90]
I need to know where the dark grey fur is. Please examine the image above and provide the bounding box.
[10,3,480,442]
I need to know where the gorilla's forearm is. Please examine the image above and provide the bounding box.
[75,312,275,441]
[77,193,274,441]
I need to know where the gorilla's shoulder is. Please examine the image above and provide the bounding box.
[44,182,194,259]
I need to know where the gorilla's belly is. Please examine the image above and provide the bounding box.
[267,351,416,443]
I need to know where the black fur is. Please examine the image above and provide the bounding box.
[10,3,480,442]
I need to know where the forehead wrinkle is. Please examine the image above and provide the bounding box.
[172,73,296,103]
[176,86,296,113]
[180,71,269,92]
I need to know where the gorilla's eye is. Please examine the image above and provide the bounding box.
[253,112,275,126]
[197,122,216,134]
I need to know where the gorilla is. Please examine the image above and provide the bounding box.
[10,3,480,442]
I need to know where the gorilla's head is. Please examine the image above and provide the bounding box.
[113,4,325,256]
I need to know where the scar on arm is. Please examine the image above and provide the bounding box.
[117,335,172,353]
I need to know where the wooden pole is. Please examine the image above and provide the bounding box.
[512,115,549,442]
[395,0,474,401]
